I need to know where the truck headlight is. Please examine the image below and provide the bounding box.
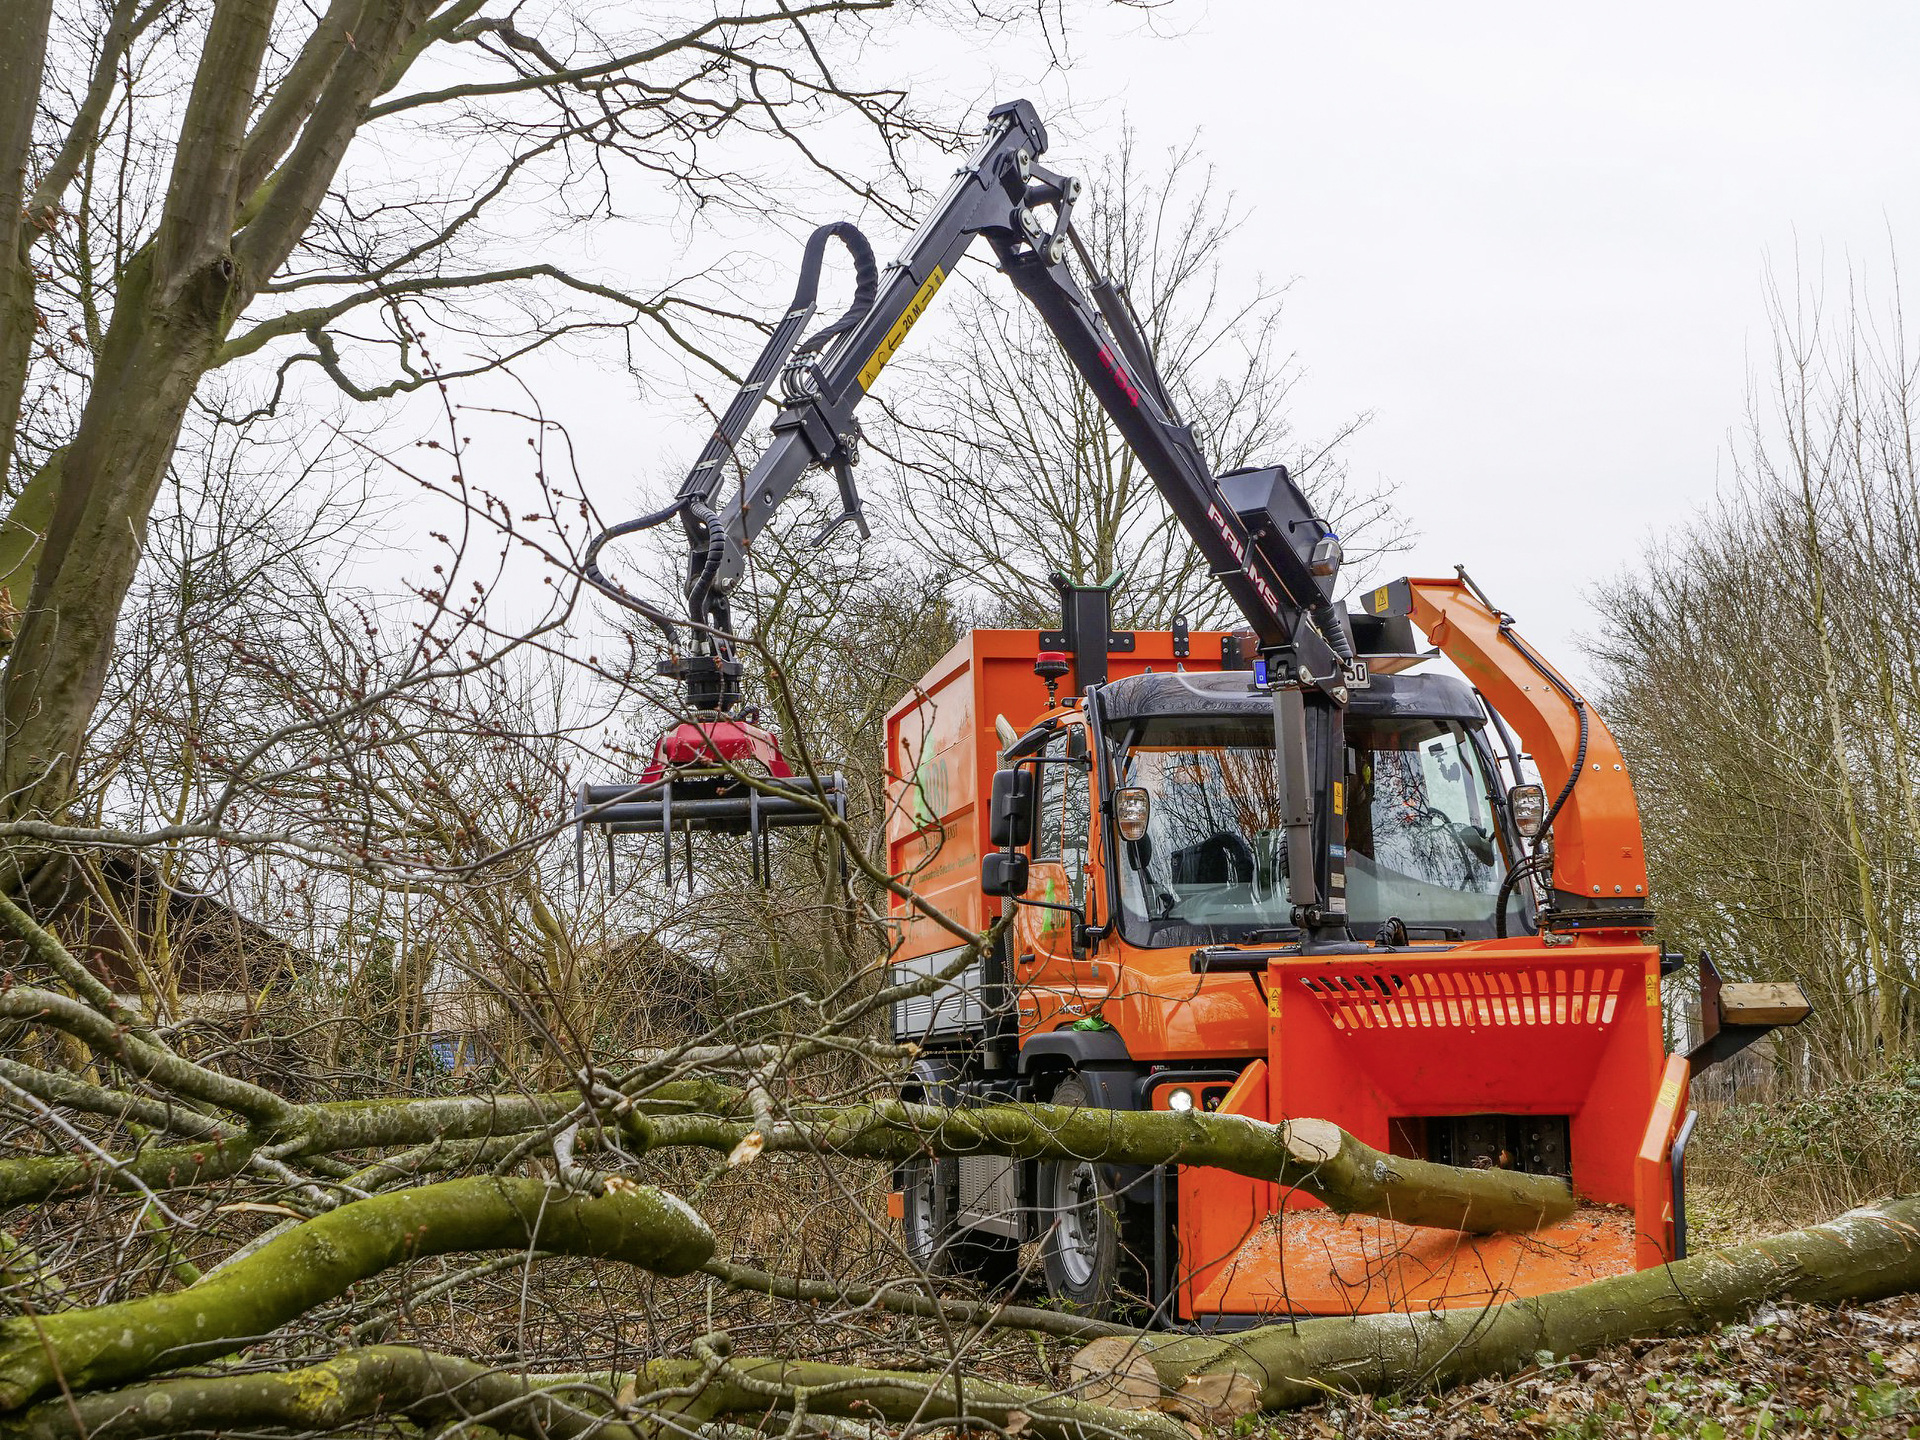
[1113,785,1151,842]
[1166,1087,1195,1113]
[1509,782,1546,838]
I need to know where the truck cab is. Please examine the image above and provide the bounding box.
[885,587,1684,1322]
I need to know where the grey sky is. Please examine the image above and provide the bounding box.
[530,2,1919,682]
[1016,2,1920,669]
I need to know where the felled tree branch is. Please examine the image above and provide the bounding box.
[0,1342,1187,1440]
[635,1098,1576,1234]
[0,1131,255,1210]
[0,1176,713,1409]
[700,1256,1134,1342]
[1126,1193,1920,1413]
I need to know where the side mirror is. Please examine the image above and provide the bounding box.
[1112,785,1151,842]
[1508,782,1546,839]
[988,767,1034,848]
[981,850,1030,897]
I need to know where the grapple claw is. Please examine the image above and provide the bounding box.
[574,716,846,888]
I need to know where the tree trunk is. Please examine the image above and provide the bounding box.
[1120,1193,1920,1415]
[0,0,52,489]
[0,0,430,839]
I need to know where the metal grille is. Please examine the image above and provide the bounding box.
[1299,966,1627,1030]
[956,1153,1020,1237]
[890,946,986,1040]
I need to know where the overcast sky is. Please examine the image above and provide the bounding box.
[986,1,1920,671]
[525,1,1920,683]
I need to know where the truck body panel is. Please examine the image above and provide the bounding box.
[883,626,1232,966]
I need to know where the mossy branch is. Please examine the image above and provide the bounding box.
[0,1177,713,1410]
[700,1256,1134,1341]
[0,1135,256,1209]
[0,1342,1186,1440]
[1129,1193,1920,1411]
[639,1098,1575,1233]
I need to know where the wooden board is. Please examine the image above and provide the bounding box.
[1718,981,1811,1028]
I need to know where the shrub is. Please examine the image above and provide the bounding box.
[1689,1063,1920,1231]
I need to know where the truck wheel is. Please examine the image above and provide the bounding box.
[1039,1074,1147,1317]
[899,1154,1020,1285]
[899,1154,954,1273]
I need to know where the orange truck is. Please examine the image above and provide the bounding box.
[572,99,1809,1323]
[882,574,1796,1322]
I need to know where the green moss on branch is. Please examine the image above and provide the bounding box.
[0,1344,1184,1440]
[1135,1193,1920,1410]
[0,1177,712,1410]
[639,1097,1573,1233]
[0,1135,256,1209]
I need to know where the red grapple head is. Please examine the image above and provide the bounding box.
[640,717,798,783]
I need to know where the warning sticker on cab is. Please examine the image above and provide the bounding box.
[857,265,947,391]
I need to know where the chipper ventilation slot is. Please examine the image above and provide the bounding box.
[1300,965,1629,1030]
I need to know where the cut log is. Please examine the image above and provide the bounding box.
[1104,1193,1920,1413]
[1274,1116,1575,1233]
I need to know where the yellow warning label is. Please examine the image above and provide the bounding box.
[1646,975,1660,1007]
[857,264,947,390]
[1656,1075,1682,1112]
[1267,986,1281,1017]
[1332,781,1344,817]
[1371,586,1390,614]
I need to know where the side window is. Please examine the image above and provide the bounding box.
[1031,730,1091,903]
[1033,735,1067,861]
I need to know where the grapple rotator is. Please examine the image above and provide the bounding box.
[572,219,874,887]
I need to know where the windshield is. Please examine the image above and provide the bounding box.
[1111,713,1523,947]
[1345,716,1516,938]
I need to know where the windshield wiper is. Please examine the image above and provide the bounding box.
[1244,927,1301,942]
[1399,924,1465,941]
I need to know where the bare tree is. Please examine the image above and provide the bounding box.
[1592,260,1920,1080]
[0,0,1092,867]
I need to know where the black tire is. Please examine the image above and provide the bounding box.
[1038,1074,1152,1318]
[898,1153,1021,1286]
[899,1152,953,1274]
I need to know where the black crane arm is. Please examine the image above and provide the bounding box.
[588,99,1360,936]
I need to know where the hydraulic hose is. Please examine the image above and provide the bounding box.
[788,222,879,361]
[1314,597,1355,663]
[684,498,728,634]
[582,501,689,644]
[580,220,877,646]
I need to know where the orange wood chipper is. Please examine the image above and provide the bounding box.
[881,575,1806,1321]
[572,99,1810,1323]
